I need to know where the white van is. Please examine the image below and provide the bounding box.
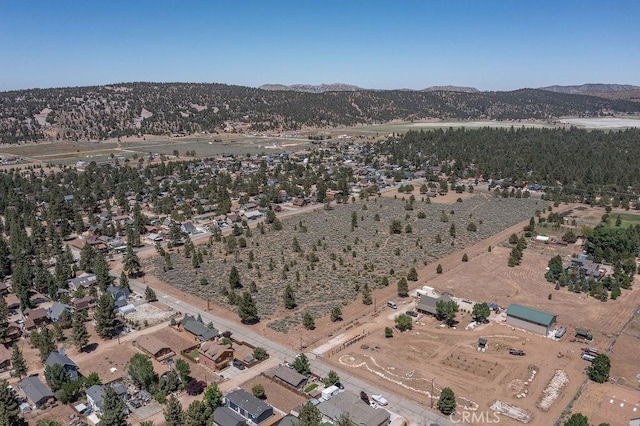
[387,301,397,309]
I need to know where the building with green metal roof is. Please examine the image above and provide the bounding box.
[506,304,556,335]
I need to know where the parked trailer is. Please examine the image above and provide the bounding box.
[581,353,596,362]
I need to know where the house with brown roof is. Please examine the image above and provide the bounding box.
[24,307,50,330]
[269,366,307,389]
[199,340,234,371]
[134,335,176,361]
[4,294,20,310]
[0,345,11,371]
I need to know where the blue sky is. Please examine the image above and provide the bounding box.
[1,0,639,91]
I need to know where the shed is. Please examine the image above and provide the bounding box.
[575,328,593,341]
[506,304,556,335]
[478,338,487,348]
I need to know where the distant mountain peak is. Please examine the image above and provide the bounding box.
[422,85,479,93]
[539,83,640,95]
[258,83,364,93]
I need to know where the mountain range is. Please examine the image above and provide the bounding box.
[1,82,640,144]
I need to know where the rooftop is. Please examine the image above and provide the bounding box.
[506,304,556,326]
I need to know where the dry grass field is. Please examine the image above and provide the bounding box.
[142,194,545,334]
[571,382,640,426]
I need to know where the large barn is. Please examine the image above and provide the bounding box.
[506,304,556,336]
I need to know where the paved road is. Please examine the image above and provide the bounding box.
[124,277,456,426]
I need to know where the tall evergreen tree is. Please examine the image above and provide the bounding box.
[283,284,296,309]
[37,327,57,363]
[237,291,259,323]
[100,386,127,426]
[71,310,89,351]
[9,345,27,378]
[0,380,25,426]
[94,293,115,338]
[164,396,185,426]
[184,400,210,426]
[123,241,141,277]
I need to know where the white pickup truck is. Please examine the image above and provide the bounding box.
[371,394,388,406]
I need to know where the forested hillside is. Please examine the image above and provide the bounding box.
[380,127,640,198]
[2,82,640,143]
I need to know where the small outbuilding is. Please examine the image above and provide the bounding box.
[506,304,556,336]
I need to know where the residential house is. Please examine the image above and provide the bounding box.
[24,307,50,330]
[269,366,307,390]
[134,334,176,361]
[0,345,11,371]
[4,324,22,342]
[214,406,247,426]
[181,221,199,235]
[0,281,8,295]
[4,293,20,310]
[19,376,54,407]
[106,285,130,304]
[87,382,129,414]
[181,315,220,342]
[198,340,234,371]
[45,350,80,380]
[568,258,604,280]
[226,389,274,425]
[416,293,453,316]
[317,391,390,426]
[72,295,96,311]
[47,302,73,323]
[68,274,97,291]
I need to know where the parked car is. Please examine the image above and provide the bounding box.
[509,349,525,356]
[336,382,344,390]
[405,310,418,317]
[232,359,245,370]
[386,301,398,309]
[371,394,388,406]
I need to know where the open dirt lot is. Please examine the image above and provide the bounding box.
[325,313,588,426]
[240,374,310,414]
[75,343,139,383]
[571,382,640,425]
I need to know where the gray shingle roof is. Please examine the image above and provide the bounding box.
[213,406,247,426]
[317,391,390,426]
[19,376,54,405]
[44,351,78,370]
[226,389,272,419]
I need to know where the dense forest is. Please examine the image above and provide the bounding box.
[2,82,640,143]
[379,127,640,200]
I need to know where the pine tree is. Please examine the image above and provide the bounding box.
[297,402,322,426]
[164,396,185,426]
[37,327,57,363]
[229,266,241,289]
[123,241,141,277]
[184,400,210,426]
[94,293,115,338]
[0,296,8,342]
[145,285,157,302]
[10,345,27,378]
[283,284,296,309]
[361,283,372,305]
[397,277,409,297]
[71,310,89,352]
[303,312,315,330]
[101,386,127,426]
[0,380,24,426]
[437,387,456,415]
[331,306,342,322]
[202,383,224,412]
[237,291,259,324]
[119,271,130,290]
